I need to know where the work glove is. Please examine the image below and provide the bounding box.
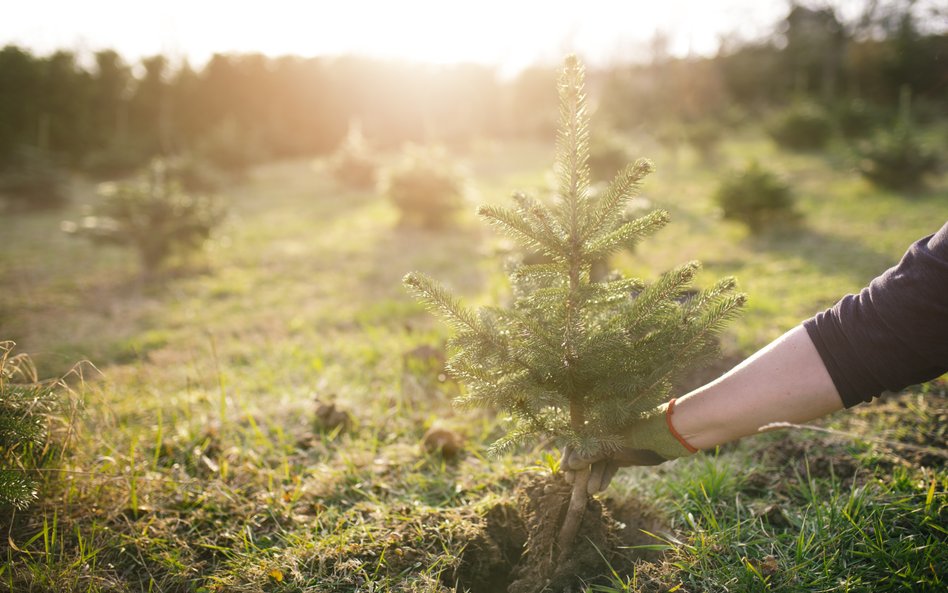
[561,398,698,493]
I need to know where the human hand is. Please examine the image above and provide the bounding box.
[560,399,697,493]
[560,445,666,493]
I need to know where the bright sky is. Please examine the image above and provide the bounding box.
[1,0,926,74]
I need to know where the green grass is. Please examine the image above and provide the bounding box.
[650,391,948,592]
[0,132,945,592]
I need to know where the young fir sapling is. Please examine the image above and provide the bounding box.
[62,159,223,274]
[404,56,745,558]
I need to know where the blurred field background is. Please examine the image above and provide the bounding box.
[1,1,947,591]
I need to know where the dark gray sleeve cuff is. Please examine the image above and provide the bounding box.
[803,314,876,408]
[802,222,948,408]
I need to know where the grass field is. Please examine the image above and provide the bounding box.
[1,131,946,592]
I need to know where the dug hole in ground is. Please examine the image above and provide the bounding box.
[448,472,667,593]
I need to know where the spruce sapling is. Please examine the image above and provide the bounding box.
[62,159,223,274]
[404,56,745,558]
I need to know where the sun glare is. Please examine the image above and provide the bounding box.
[5,0,790,72]
[198,1,579,72]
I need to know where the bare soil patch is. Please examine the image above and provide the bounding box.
[449,473,668,593]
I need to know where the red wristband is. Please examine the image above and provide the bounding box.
[666,398,699,453]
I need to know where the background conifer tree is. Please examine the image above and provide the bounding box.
[62,159,224,274]
[404,56,745,556]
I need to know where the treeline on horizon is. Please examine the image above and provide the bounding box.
[0,2,945,176]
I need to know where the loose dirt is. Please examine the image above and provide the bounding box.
[449,473,667,593]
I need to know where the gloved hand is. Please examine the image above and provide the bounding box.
[561,398,698,493]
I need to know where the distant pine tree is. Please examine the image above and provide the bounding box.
[404,56,745,556]
[329,118,377,190]
[62,159,224,273]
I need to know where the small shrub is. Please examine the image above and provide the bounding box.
[63,160,224,272]
[857,126,940,191]
[769,102,833,150]
[383,146,465,229]
[715,161,795,233]
[330,148,376,191]
[197,119,266,173]
[0,145,69,210]
[0,342,68,510]
[683,120,723,161]
[164,153,227,193]
[405,57,746,567]
[835,100,881,140]
[329,121,377,190]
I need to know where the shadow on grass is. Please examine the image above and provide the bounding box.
[750,224,900,283]
[368,220,488,310]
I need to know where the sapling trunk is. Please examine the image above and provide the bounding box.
[555,46,594,548]
[558,238,588,557]
[557,461,590,559]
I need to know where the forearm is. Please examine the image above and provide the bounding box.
[672,325,844,450]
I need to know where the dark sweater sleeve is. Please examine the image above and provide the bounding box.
[803,221,948,408]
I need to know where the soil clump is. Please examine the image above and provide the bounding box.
[449,473,667,593]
